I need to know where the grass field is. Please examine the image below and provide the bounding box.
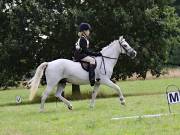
[0,78,180,135]
[1,77,180,105]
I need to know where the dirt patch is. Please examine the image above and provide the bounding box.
[127,68,180,80]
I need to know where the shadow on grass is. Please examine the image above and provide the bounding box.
[0,91,163,107]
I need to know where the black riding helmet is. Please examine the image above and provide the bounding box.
[79,23,91,32]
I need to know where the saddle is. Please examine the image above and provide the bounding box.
[80,60,97,72]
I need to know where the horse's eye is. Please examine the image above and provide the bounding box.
[123,44,127,48]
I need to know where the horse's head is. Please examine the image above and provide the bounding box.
[118,36,137,59]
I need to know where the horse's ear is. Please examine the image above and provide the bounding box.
[119,36,123,41]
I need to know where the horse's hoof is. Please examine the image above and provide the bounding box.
[68,105,73,110]
[39,109,45,113]
[89,104,95,109]
[121,102,126,106]
[120,98,125,106]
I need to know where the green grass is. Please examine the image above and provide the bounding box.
[0,95,180,135]
[0,78,180,135]
[1,77,180,106]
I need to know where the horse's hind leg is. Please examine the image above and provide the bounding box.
[55,83,72,110]
[40,84,54,112]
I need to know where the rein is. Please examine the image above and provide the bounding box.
[101,56,118,60]
[99,55,118,75]
[99,39,130,75]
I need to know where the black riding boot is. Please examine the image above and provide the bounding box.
[89,64,95,86]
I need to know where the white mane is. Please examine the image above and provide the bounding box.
[101,40,118,52]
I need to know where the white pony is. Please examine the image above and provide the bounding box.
[28,36,137,112]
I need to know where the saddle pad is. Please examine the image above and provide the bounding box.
[80,61,97,72]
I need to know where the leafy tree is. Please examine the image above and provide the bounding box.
[0,0,179,89]
[0,0,74,87]
[173,0,180,15]
[70,0,180,79]
[167,0,180,66]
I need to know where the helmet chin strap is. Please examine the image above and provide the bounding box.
[82,31,88,38]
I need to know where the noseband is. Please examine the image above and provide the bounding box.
[118,40,132,54]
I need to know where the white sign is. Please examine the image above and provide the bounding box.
[167,91,180,104]
[16,96,22,104]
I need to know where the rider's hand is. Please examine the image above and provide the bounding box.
[96,52,102,56]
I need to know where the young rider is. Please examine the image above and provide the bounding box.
[74,23,102,86]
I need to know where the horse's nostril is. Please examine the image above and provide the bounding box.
[130,51,136,58]
[131,52,135,56]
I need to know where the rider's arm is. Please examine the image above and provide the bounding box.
[79,38,102,56]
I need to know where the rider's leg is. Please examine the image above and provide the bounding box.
[81,56,96,65]
[89,64,96,86]
[81,56,96,86]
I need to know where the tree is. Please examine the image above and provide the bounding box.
[0,0,179,89]
[69,0,180,79]
[0,0,75,87]
[167,0,180,66]
[174,0,180,16]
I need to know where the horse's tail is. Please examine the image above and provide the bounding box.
[29,62,48,101]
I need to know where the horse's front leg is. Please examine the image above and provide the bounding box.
[102,78,125,105]
[90,83,100,108]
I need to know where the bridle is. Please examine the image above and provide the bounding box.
[99,39,131,75]
[118,40,132,54]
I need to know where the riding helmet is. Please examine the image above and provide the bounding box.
[79,23,91,32]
